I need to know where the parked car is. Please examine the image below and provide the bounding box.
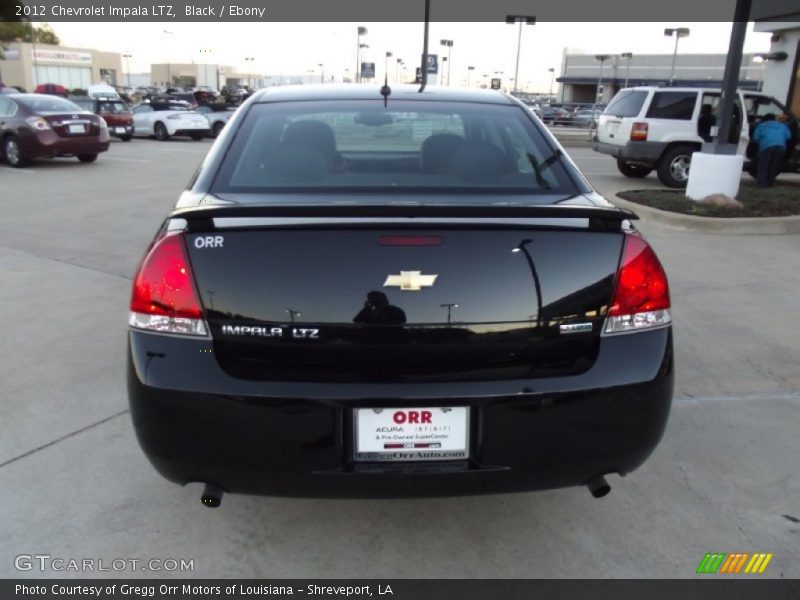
[0,93,110,167]
[553,109,602,128]
[166,92,199,108]
[593,86,799,187]
[193,103,236,137]
[131,99,209,141]
[69,96,135,141]
[539,106,568,125]
[34,83,69,97]
[127,85,673,506]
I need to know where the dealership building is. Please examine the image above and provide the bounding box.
[0,42,122,91]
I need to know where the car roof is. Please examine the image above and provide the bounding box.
[251,84,518,105]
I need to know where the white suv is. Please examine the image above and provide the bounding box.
[593,86,799,188]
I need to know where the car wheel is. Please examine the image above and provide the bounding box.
[190,132,205,141]
[77,154,98,163]
[3,135,29,168]
[212,121,225,137]
[656,145,696,188]
[616,159,653,178]
[154,122,170,141]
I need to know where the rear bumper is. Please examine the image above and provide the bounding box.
[593,140,667,166]
[19,129,110,158]
[127,327,674,498]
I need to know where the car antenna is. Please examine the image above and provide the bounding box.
[380,75,391,107]
[418,0,431,93]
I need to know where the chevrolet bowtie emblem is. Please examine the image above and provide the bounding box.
[383,271,438,291]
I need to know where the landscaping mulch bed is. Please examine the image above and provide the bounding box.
[617,178,800,218]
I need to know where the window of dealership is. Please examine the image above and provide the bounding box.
[34,65,93,89]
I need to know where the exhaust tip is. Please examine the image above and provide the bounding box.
[586,475,611,499]
[201,483,224,508]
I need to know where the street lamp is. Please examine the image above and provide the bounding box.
[396,57,403,83]
[286,309,301,324]
[200,48,213,89]
[244,56,255,89]
[440,39,453,86]
[594,54,610,106]
[122,52,132,88]
[664,27,690,86]
[440,303,459,325]
[318,63,324,84]
[620,52,633,88]
[506,15,536,94]
[511,240,543,330]
[356,26,367,83]
[163,30,173,87]
[547,67,555,100]
[467,65,475,88]
[385,51,393,81]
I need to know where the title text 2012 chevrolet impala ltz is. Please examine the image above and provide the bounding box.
[127,85,673,507]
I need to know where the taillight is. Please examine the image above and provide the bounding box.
[603,235,671,335]
[129,233,208,336]
[25,117,51,131]
[630,122,648,141]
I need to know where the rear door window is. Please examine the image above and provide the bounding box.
[646,91,697,120]
[604,90,647,117]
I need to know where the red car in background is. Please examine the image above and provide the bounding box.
[0,94,110,167]
[70,96,135,141]
[34,83,69,97]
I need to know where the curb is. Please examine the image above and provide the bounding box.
[612,194,800,235]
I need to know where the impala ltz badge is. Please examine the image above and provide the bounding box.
[383,271,438,291]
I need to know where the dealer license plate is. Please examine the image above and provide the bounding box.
[68,124,85,134]
[354,407,469,462]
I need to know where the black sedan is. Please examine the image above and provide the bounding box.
[127,85,673,506]
[0,94,110,167]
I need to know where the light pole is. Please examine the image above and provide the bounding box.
[29,19,38,87]
[200,48,213,89]
[620,52,633,88]
[318,63,324,84]
[396,58,403,83]
[467,65,475,88]
[594,54,610,106]
[356,26,367,82]
[547,67,555,101]
[244,57,255,88]
[385,52,392,81]
[506,15,536,94]
[163,30,173,87]
[440,303,459,325]
[123,52,132,88]
[664,28,690,86]
[440,39,453,86]
[286,309,301,324]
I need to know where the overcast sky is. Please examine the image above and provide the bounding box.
[49,21,773,90]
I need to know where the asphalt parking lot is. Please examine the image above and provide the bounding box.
[1,137,799,579]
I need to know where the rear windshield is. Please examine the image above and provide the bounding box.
[211,99,581,196]
[98,101,130,114]
[16,96,85,114]
[604,90,648,118]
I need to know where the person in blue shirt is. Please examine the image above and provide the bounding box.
[752,113,791,188]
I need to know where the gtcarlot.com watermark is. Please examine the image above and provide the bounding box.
[14,554,194,573]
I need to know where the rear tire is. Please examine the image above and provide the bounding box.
[77,154,97,163]
[616,159,653,178]
[154,122,170,141]
[3,135,29,168]
[656,145,696,188]
[212,121,224,137]
[190,132,204,141]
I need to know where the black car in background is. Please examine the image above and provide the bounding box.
[0,93,110,167]
[127,85,673,506]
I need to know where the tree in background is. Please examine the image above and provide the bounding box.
[0,22,61,45]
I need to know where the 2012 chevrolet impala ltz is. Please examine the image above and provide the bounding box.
[127,85,673,507]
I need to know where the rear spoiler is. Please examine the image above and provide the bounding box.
[171,204,638,232]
